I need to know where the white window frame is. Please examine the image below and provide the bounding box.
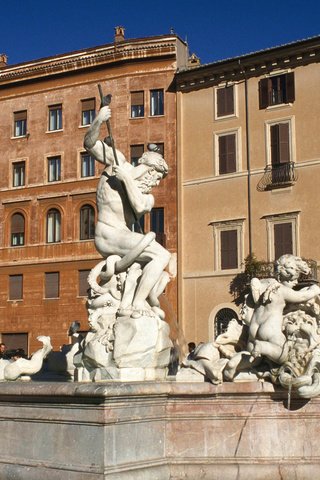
[214,83,238,120]
[214,127,242,176]
[263,211,300,262]
[209,218,245,272]
[264,116,296,167]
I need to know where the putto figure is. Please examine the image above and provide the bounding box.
[84,105,174,319]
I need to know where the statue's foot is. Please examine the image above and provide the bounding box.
[252,341,262,359]
[117,307,133,318]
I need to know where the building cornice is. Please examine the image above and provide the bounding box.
[0,35,183,87]
[176,35,320,92]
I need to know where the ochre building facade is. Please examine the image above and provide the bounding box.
[0,30,188,353]
[176,36,320,344]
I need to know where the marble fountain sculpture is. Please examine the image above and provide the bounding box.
[178,254,320,399]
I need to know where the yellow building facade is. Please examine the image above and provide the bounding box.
[176,36,320,344]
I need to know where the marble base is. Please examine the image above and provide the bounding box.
[0,381,319,479]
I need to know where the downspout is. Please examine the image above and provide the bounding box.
[239,60,253,256]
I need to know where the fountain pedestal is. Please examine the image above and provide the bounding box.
[0,381,318,479]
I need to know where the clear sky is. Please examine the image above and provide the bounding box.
[1,0,319,67]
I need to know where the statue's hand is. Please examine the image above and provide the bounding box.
[98,105,111,122]
[112,165,129,182]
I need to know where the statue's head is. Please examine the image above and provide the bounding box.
[135,151,168,193]
[276,254,310,282]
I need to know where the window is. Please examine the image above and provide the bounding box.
[220,230,238,270]
[259,73,295,108]
[48,156,61,182]
[214,308,238,338]
[131,91,144,118]
[14,111,27,137]
[150,143,164,156]
[47,209,61,243]
[218,133,236,174]
[45,272,59,298]
[274,223,293,259]
[130,145,144,166]
[12,161,25,187]
[264,212,299,261]
[150,207,165,246]
[216,86,234,117]
[81,153,95,177]
[80,205,95,240]
[9,275,23,300]
[270,123,290,165]
[78,270,90,297]
[210,219,244,271]
[48,104,62,131]
[150,89,164,116]
[11,213,25,246]
[1,333,28,356]
[81,98,95,126]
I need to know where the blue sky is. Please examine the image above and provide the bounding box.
[1,0,319,66]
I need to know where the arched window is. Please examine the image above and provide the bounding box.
[80,205,95,240]
[214,308,238,338]
[11,213,25,246]
[47,209,61,243]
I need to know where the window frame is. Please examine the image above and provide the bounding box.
[214,128,242,176]
[259,71,295,109]
[130,91,144,118]
[210,219,244,272]
[215,84,237,120]
[9,274,23,301]
[81,98,96,126]
[264,211,300,262]
[80,152,95,178]
[12,161,26,188]
[11,212,25,247]
[80,204,95,240]
[46,208,61,243]
[150,89,164,116]
[48,104,63,132]
[47,156,61,182]
[44,272,60,299]
[265,117,295,167]
[13,110,27,137]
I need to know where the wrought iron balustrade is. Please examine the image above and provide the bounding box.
[257,161,297,192]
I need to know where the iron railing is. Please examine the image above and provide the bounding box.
[257,162,297,192]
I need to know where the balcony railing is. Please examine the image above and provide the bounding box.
[257,162,297,192]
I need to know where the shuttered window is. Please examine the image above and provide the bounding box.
[219,134,236,174]
[80,205,95,240]
[78,270,90,297]
[9,275,23,300]
[220,230,238,269]
[217,86,234,117]
[81,153,95,177]
[259,73,295,109]
[1,333,28,356]
[48,105,62,131]
[45,272,59,298]
[11,213,25,246]
[131,91,144,118]
[274,223,293,260]
[270,123,290,165]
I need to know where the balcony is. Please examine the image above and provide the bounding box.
[257,162,297,192]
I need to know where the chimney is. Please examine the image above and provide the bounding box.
[0,54,8,68]
[114,26,125,43]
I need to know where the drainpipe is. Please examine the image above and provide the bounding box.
[239,60,253,257]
